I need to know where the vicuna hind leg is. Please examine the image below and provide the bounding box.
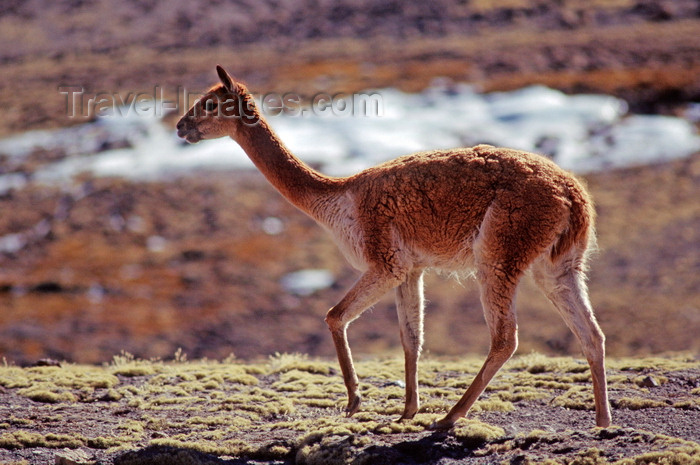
[395,269,425,421]
[532,255,612,427]
[430,266,520,430]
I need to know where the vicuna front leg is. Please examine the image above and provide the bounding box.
[395,269,425,421]
[325,269,403,416]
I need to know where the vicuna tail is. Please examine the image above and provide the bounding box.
[550,180,596,263]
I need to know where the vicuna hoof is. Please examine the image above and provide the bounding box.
[427,417,455,431]
[345,395,361,417]
[398,407,418,422]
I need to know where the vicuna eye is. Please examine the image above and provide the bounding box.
[204,100,216,112]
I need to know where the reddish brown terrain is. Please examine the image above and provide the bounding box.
[0,0,698,463]
[1,151,698,365]
[0,0,698,366]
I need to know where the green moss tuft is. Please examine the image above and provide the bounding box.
[452,419,506,445]
[569,447,608,465]
[269,353,333,375]
[614,397,668,410]
[497,387,549,402]
[552,386,595,411]
[296,433,370,465]
[87,436,125,449]
[0,431,86,449]
[672,399,700,410]
[615,445,700,465]
[474,397,515,412]
[17,387,76,404]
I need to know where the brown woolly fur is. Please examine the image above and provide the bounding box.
[176,66,611,431]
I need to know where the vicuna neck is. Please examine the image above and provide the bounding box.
[233,117,338,216]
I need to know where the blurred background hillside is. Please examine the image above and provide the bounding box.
[0,0,698,365]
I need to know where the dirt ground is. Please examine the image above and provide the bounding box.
[0,354,698,464]
[0,0,698,392]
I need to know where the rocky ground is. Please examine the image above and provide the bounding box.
[0,0,698,395]
[0,353,699,464]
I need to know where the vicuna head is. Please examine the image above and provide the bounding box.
[176,65,259,143]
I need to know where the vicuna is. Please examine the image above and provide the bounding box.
[176,66,612,430]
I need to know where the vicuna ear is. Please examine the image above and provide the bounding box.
[216,65,234,92]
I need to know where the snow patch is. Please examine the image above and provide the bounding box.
[0,85,698,192]
[281,269,335,296]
